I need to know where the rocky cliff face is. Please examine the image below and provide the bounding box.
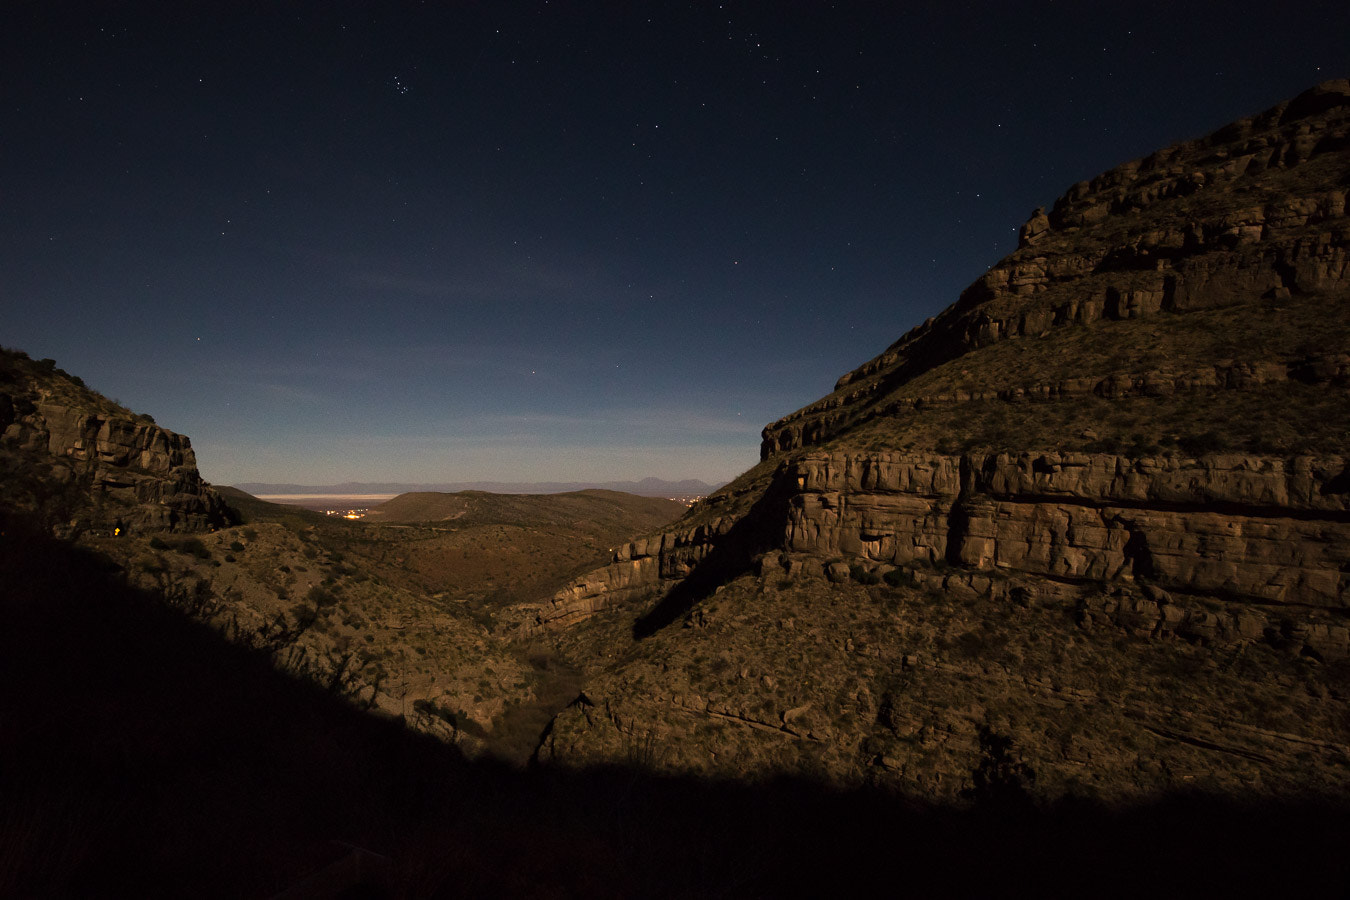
[0,350,230,535]
[533,80,1350,628]
[531,82,1350,798]
[536,448,1350,655]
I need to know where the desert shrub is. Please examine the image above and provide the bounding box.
[241,527,257,541]
[149,536,168,550]
[849,564,881,586]
[1178,431,1225,455]
[625,730,669,768]
[175,538,210,560]
[307,585,338,608]
[289,602,318,630]
[1124,433,1161,456]
[883,568,916,588]
[963,726,1037,808]
[229,540,244,552]
[413,698,459,728]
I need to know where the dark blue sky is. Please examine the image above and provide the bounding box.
[4,2,1346,485]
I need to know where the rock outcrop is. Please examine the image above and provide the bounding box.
[0,349,230,534]
[522,516,734,628]
[536,80,1350,628]
[763,79,1350,456]
[532,82,1350,798]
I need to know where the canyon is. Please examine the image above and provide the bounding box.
[4,80,1349,815]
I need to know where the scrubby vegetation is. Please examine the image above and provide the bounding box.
[825,286,1350,458]
[6,508,1350,895]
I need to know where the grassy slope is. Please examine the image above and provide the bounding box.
[832,287,1350,456]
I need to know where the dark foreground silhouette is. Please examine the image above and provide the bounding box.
[3,510,1348,898]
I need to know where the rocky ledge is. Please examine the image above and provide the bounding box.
[0,351,230,535]
[525,81,1350,799]
[761,79,1350,457]
[533,449,1350,657]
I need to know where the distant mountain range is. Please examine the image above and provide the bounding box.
[231,477,723,497]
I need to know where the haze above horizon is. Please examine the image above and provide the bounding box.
[4,2,1346,484]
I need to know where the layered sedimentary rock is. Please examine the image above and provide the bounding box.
[535,81,1350,634]
[532,84,1350,795]
[761,80,1350,456]
[524,517,734,628]
[0,351,229,534]
[493,82,1350,686]
[539,448,1350,658]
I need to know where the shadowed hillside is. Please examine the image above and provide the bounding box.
[4,509,1350,897]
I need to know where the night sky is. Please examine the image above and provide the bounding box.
[4,2,1346,486]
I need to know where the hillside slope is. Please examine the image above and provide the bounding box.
[11,514,1350,896]
[0,380,686,764]
[0,348,231,535]
[366,488,684,529]
[528,81,1350,799]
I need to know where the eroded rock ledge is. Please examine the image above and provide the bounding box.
[532,450,1350,653]
[761,79,1350,457]
[523,516,737,629]
[0,392,230,535]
